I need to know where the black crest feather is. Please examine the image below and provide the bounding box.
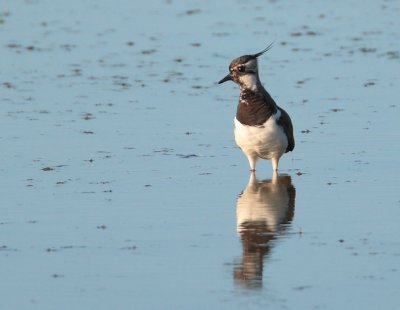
[250,42,274,58]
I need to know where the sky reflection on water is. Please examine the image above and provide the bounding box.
[1,0,400,309]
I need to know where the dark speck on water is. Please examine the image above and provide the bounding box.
[41,167,55,171]
[176,154,199,159]
[3,82,16,89]
[141,49,156,55]
[360,47,377,53]
[364,81,376,87]
[82,113,94,120]
[184,9,201,16]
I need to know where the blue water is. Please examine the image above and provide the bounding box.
[1,0,400,309]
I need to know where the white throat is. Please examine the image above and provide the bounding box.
[239,74,259,91]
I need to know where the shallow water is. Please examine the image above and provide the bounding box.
[1,0,400,309]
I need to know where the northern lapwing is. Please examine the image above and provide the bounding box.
[218,44,295,172]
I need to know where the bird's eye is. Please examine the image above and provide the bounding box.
[237,65,245,72]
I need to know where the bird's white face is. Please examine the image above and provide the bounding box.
[238,69,259,91]
[230,58,259,90]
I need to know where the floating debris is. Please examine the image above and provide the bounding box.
[141,49,156,55]
[2,82,16,89]
[120,246,137,251]
[176,154,199,159]
[42,167,55,171]
[184,9,201,16]
[6,43,21,49]
[386,51,400,59]
[360,47,377,53]
[82,113,94,120]
[364,81,375,87]
[41,165,66,171]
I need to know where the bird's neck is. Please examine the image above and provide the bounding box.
[239,73,261,92]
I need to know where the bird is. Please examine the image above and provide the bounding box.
[218,43,295,172]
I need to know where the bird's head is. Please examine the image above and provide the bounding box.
[218,43,273,90]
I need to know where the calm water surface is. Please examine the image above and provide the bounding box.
[1,0,400,309]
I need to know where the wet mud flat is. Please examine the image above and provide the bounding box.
[1,1,400,309]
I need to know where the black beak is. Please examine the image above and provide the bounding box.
[218,74,232,84]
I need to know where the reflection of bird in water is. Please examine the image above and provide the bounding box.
[234,172,296,289]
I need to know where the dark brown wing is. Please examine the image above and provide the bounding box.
[277,107,295,152]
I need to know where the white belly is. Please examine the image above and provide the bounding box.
[234,111,288,160]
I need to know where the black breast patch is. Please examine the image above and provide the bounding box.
[236,89,277,126]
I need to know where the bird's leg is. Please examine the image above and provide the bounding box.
[247,155,257,172]
[272,157,279,172]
